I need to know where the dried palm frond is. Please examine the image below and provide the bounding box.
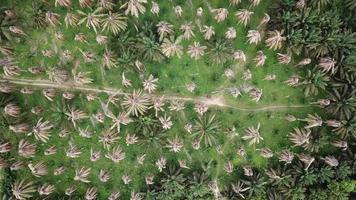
[166,136,183,152]
[243,165,253,176]
[230,0,242,6]
[18,139,36,158]
[331,140,348,150]
[38,183,55,196]
[303,114,322,129]
[169,100,185,112]
[90,148,101,162]
[259,13,270,27]
[224,161,233,173]
[126,134,138,146]
[298,154,315,170]
[122,174,131,184]
[285,75,300,87]
[66,142,82,158]
[0,83,15,93]
[156,21,174,40]
[102,49,117,69]
[259,147,273,158]
[9,123,29,134]
[249,88,263,102]
[202,25,215,40]
[318,57,337,74]
[11,179,36,200]
[186,83,196,92]
[99,0,114,10]
[231,181,250,199]
[55,0,72,7]
[65,107,88,127]
[73,71,93,85]
[105,146,125,162]
[225,27,236,39]
[136,154,146,165]
[46,11,61,26]
[277,53,291,64]
[192,138,200,150]
[152,96,165,116]
[151,1,160,15]
[28,161,48,177]
[289,128,311,147]
[74,167,91,182]
[54,166,65,175]
[178,160,189,169]
[323,156,339,167]
[250,0,261,7]
[296,58,311,67]
[3,65,21,77]
[10,161,24,171]
[233,50,246,62]
[85,187,97,200]
[78,8,104,33]
[42,88,56,101]
[79,0,92,8]
[29,118,53,143]
[96,35,108,45]
[278,150,294,164]
[0,142,11,153]
[263,74,276,81]
[159,115,173,130]
[194,102,208,115]
[65,186,76,196]
[145,174,154,185]
[174,5,183,17]
[9,26,26,36]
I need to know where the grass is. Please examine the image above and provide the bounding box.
[0,0,321,199]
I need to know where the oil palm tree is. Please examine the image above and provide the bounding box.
[231,181,250,199]
[159,115,172,130]
[11,179,36,200]
[225,27,237,40]
[99,129,120,149]
[102,49,117,69]
[187,42,207,60]
[242,123,263,145]
[303,114,322,129]
[278,150,294,164]
[55,0,72,7]
[64,13,79,28]
[85,187,97,200]
[4,103,21,117]
[318,57,337,74]
[79,0,92,8]
[254,51,266,67]
[102,12,127,35]
[277,53,291,64]
[266,30,286,50]
[151,1,160,15]
[122,90,151,116]
[192,114,220,147]
[122,0,147,18]
[230,0,242,6]
[28,161,48,177]
[161,37,183,58]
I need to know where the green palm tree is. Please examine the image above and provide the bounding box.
[302,70,329,97]
[207,39,233,64]
[192,114,220,147]
[137,33,165,61]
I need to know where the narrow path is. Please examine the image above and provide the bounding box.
[0,77,313,112]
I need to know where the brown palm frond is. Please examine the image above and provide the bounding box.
[151,1,160,15]
[73,71,93,85]
[194,102,208,115]
[90,148,101,162]
[42,88,56,101]
[225,27,236,39]
[303,113,322,129]
[46,11,61,26]
[277,53,291,64]
[126,134,138,146]
[65,107,88,127]
[99,0,115,10]
[161,37,183,58]
[323,156,339,167]
[79,0,93,8]
[174,5,183,17]
[54,166,65,175]
[318,57,337,74]
[10,161,25,171]
[259,147,273,158]
[298,154,315,170]
[159,115,173,130]
[96,35,108,45]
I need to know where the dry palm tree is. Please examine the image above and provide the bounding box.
[192,138,201,150]
[249,88,263,102]
[303,113,322,129]
[166,136,184,152]
[48,68,69,83]
[169,100,185,112]
[254,51,266,67]
[278,150,294,164]
[122,72,132,87]
[318,57,337,74]
[126,134,138,145]
[243,166,253,176]
[99,129,120,149]
[155,157,166,172]
[0,45,14,56]
[224,161,233,173]
[66,142,82,158]
[202,25,215,40]
[38,183,55,196]
[10,161,25,171]
[42,88,56,101]
[242,123,263,145]
[266,30,286,50]
[296,0,306,10]
[323,156,339,167]
[79,0,92,8]
[145,174,154,185]
[178,160,189,169]
[99,169,111,182]
[0,142,11,153]
[151,1,160,15]
[55,0,72,7]
[78,8,104,33]
[78,126,92,138]
[186,82,196,92]
[233,50,246,62]
[73,71,93,85]
[85,187,97,200]
[156,21,174,40]
[285,75,300,87]
[258,13,270,27]
[90,149,101,161]
[235,9,253,26]
[130,191,144,200]
[331,140,348,150]
[187,42,207,60]
[96,35,108,44]
[106,146,125,162]
[18,139,36,158]
[259,147,273,158]
[3,65,21,77]
[289,128,311,147]
[99,0,115,10]
[106,111,133,133]
[4,103,21,117]
[29,118,53,143]
[152,96,165,116]
[196,7,203,17]
[143,74,158,93]
[102,12,127,35]
[250,0,262,7]
[0,83,15,93]
[122,174,131,184]
[44,146,57,155]
[63,92,75,100]
[161,37,184,58]
[121,90,151,116]
[296,58,311,67]
[75,33,88,42]
[122,0,147,18]
[65,13,79,28]
[174,5,183,17]
[9,26,26,36]
[225,27,237,39]
[230,0,242,6]
[102,49,117,69]
[194,102,208,115]
[263,74,276,81]
[298,154,315,170]
[212,8,229,23]
[65,185,77,196]
[54,166,65,175]
[11,179,36,200]
[277,53,291,64]
[108,191,120,200]
[247,30,261,44]
[231,181,250,199]
[28,161,48,177]
[136,154,146,165]
[9,123,30,134]
[65,107,88,127]
[74,167,91,182]
[45,11,61,26]
[180,22,195,40]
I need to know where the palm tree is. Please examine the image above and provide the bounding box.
[235,9,253,26]
[231,181,250,199]
[18,139,36,158]
[99,169,111,182]
[73,71,93,85]
[323,156,339,167]
[161,37,183,58]
[108,191,120,200]
[180,22,195,40]
[0,83,15,93]
[143,74,158,93]
[289,128,311,147]
[250,0,261,6]
[4,103,21,117]
[230,0,242,6]
[0,142,11,153]
[122,0,147,18]
[159,115,173,130]
[78,8,104,33]
[225,27,237,39]
[247,30,261,44]
[54,166,65,175]
[318,57,337,74]
[249,88,263,102]
[331,139,348,150]
[151,1,160,15]
[303,114,322,129]
[28,161,48,177]
[64,13,79,28]
[208,40,233,64]
[266,30,286,50]
[187,42,207,60]
[99,0,115,10]
[174,5,183,17]
[156,21,174,40]
[202,26,215,40]
[298,154,315,170]
[242,123,263,145]
[9,123,30,134]
[224,161,234,173]
[212,8,229,23]
[3,65,21,77]
[285,75,300,87]
[156,156,166,172]
[192,114,220,147]
[254,51,266,67]
[137,34,165,61]
[278,150,294,164]
[79,0,92,8]
[122,90,151,116]
[11,179,36,200]
[166,136,184,152]
[277,53,291,64]
[38,183,55,196]
[90,148,101,161]
[55,0,72,7]
[74,167,91,182]
[152,96,165,116]
[45,11,61,26]
[85,187,97,200]
[105,146,125,162]
[233,50,246,62]
[65,185,77,196]
[99,129,120,149]
[259,13,270,27]
[42,88,56,101]
[66,142,82,158]
[102,12,127,35]
[29,118,53,143]
[65,107,88,127]
[102,49,117,69]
